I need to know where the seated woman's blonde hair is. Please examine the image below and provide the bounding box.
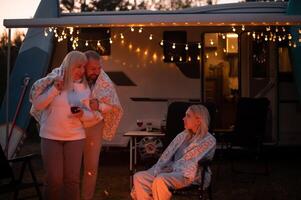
[188,105,210,136]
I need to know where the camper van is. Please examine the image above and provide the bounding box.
[1,0,301,158]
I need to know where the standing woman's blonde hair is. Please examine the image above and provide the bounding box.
[61,51,88,90]
[188,104,210,137]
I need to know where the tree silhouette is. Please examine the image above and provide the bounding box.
[59,0,218,12]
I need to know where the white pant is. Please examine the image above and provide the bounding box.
[131,169,193,200]
[82,122,104,200]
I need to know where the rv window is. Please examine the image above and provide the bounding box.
[67,28,111,55]
[163,31,187,63]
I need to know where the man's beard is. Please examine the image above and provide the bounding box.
[87,74,98,85]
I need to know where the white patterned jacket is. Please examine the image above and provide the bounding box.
[151,131,216,185]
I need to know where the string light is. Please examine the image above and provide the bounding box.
[172,43,176,49]
[44,25,298,61]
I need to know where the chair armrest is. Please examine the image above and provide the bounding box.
[8,153,41,163]
[198,158,212,168]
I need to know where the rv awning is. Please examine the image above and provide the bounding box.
[3,13,301,28]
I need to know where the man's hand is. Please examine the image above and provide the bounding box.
[89,98,99,111]
[54,76,64,91]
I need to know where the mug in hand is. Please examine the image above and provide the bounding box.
[71,106,80,114]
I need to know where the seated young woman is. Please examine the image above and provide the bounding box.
[131,104,216,200]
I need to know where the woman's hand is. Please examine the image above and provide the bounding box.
[54,76,64,91]
[89,98,99,111]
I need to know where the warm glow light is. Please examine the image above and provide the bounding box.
[152,53,157,61]
[129,43,133,50]
[227,33,238,38]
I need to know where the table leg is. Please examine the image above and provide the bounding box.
[134,137,137,169]
[129,137,133,188]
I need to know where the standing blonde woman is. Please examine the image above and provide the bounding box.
[131,105,216,200]
[30,51,100,200]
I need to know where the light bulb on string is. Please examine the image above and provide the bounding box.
[222,34,226,39]
[282,27,286,32]
[288,34,292,40]
[198,43,202,49]
[44,30,48,37]
[139,28,143,33]
[179,57,182,62]
[131,27,135,32]
[293,43,297,48]
[49,27,53,32]
[266,26,271,32]
[188,56,191,62]
[69,27,73,34]
[109,38,113,44]
[97,41,101,46]
[275,27,279,32]
[172,43,176,49]
[149,34,153,40]
[232,26,236,32]
[160,40,164,46]
[241,25,245,31]
[197,56,200,60]
[185,44,189,51]
[85,41,89,46]
[120,33,124,39]
[170,56,174,61]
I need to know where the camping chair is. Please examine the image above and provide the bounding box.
[229,97,270,175]
[163,101,216,200]
[172,158,213,200]
[0,144,42,199]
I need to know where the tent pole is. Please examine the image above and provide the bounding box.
[6,28,11,157]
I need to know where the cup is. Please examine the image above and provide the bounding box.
[146,122,152,132]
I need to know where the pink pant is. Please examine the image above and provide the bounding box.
[131,170,192,200]
[41,138,84,200]
[82,122,104,200]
